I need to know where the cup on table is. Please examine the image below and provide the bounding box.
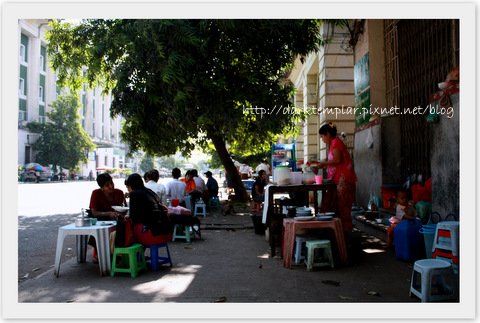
[171,198,180,207]
[315,175,323,184]
[90,218,97,225]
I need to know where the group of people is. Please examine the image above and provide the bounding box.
[87,122,416,263]
[87,168,218,263]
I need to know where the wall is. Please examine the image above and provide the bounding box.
[354,124,382,206]
[430,94,459,218]
[352,20,386,207]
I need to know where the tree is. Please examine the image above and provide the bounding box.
[47,19,323,201]
[27,93,95,173]
[139,154,154,173]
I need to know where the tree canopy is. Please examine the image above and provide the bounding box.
[47,19,323,200]
[27,93,94,172]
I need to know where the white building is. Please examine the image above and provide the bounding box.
[18,19,130,177]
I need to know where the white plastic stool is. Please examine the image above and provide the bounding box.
[432,221,459,274]
[304,240,334,271]
[433,221,459,256]
[194,201,207,218]
[410,259,458,302]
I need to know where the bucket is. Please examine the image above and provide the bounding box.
[419,224,437,258]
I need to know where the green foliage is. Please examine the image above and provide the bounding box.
[47,19,323,200]
[26,94,95,171]
[139,154,155,173]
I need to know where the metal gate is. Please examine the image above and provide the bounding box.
[384,19,459,180]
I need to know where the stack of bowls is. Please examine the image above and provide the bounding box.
[296,207,312,217]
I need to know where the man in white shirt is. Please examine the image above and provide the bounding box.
[144,169,167,205]
[239,163,252,179]
[165,167,187,204]
[255,158,271,176]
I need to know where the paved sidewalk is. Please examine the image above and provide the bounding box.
[18,203,418,304]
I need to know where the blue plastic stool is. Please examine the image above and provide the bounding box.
[194,201,207,218]
[209,196,220,209]
[144,243,172,271]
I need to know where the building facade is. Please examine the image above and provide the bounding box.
[18,19,130,177]
[288,22,356,165]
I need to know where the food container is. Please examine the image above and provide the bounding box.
[302,169,315,184]
[274,166,291,185]
[75,215,91,227]
[290,171,303,185]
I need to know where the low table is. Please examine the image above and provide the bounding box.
[54,221,117,277]
[283,217,348,269]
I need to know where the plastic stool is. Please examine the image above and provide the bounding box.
[172,224,195,242]
[194,201,207,218]
[410,259,458,302]
[144,243,172,271]
[433,221,459,255]
[304,240,334,271]
[209,196,220,209]
[432,221,459,273]
[293,235,316,265]
[111,243,147,278]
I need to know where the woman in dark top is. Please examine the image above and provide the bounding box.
[124,173,172,245]
[252,170,268,203]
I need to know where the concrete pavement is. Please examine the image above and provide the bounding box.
[18,203,418,305]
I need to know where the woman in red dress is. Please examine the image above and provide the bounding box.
[318,123,357,235]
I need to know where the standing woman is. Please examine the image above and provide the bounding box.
[318,123,357,236]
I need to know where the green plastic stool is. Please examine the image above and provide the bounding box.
[172,224,195,243]
[304,240,334,271]
[111,243,147,278]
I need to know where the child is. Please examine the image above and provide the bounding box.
[386,190,416,247]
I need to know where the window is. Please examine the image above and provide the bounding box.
[19,44,26,64]
[39,86,44,103]
[19,78,26,97]
[39,54,45,72]
[40,46,46,72]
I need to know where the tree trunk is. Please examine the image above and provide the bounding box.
[209,132,249,202]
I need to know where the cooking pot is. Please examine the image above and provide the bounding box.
[75,209,92,227]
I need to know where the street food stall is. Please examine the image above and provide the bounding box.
[261,183,347,265]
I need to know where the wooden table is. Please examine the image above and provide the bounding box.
[283,217,348,268]
[263,183,337,257]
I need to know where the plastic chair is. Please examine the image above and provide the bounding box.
[194,201,207,218]
[304,240,334,271]
[111,243,147,278]
[410,259,458,302]
[144,243,172,271]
